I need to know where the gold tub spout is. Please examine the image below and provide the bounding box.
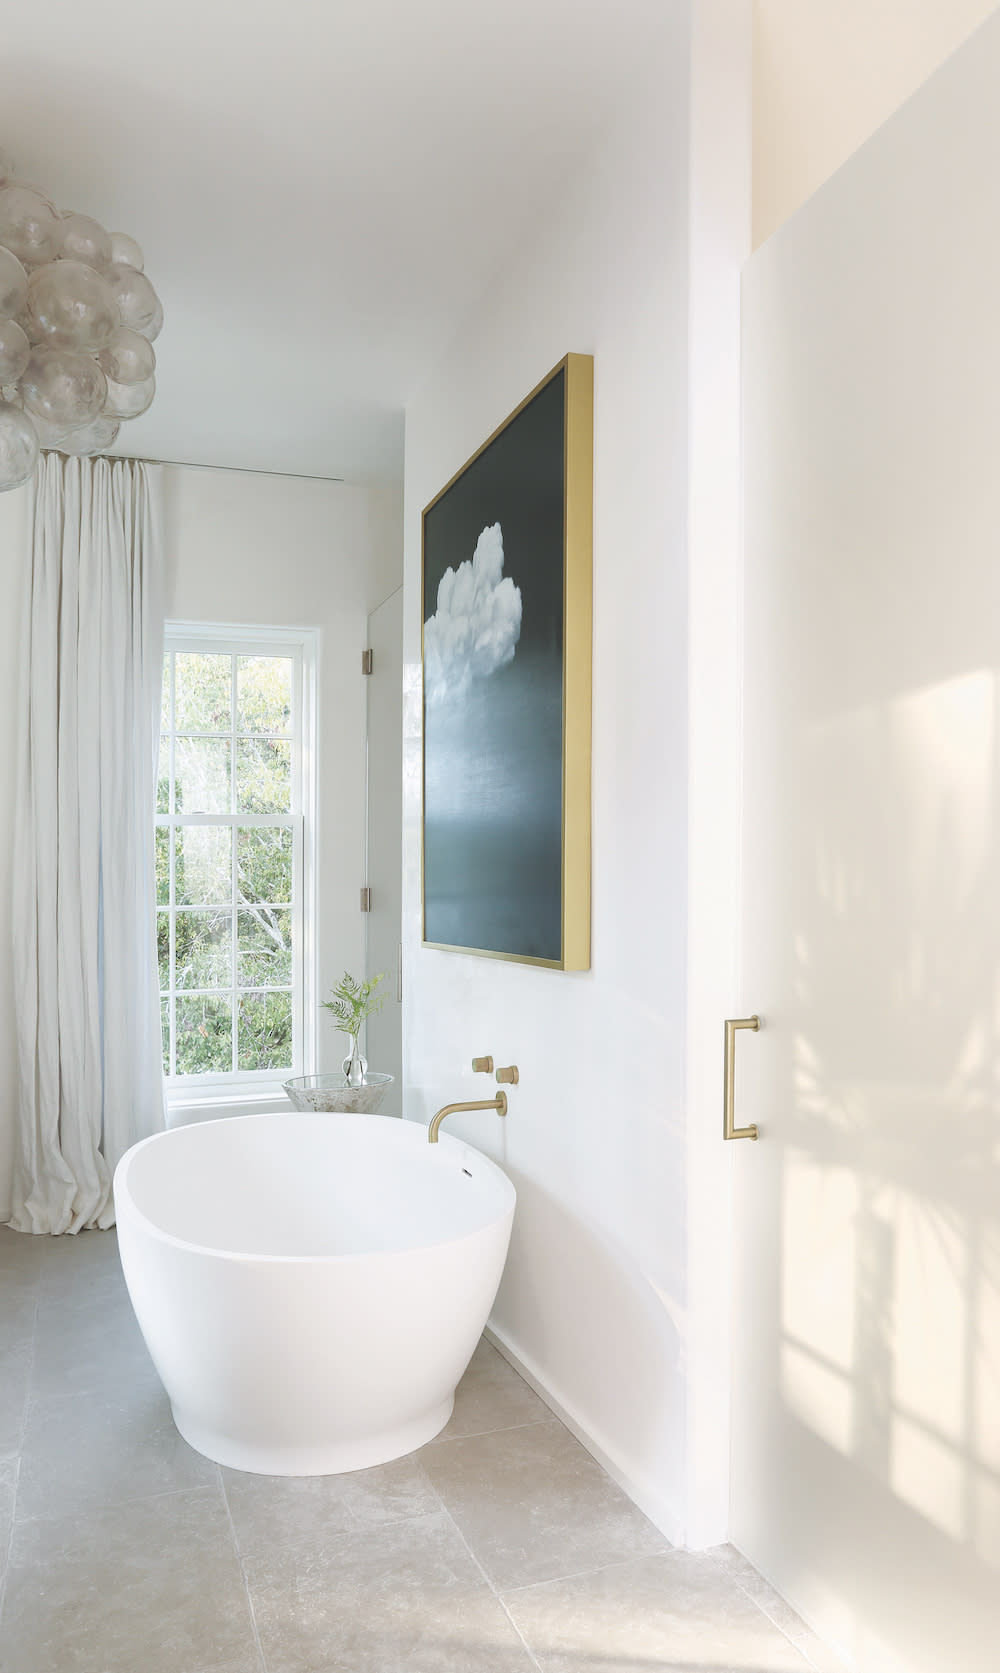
[427,1092,508,1144]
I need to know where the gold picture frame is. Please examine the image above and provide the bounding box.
[421,353,593,970]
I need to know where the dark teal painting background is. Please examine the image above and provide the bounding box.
[423,369,566,959]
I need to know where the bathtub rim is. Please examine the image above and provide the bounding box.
[113,1109,516,1267]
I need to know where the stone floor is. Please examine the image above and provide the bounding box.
[0,1225,843,1673]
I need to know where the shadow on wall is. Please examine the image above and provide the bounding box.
[758,666,1000,1670]
[494,1161,685,1522]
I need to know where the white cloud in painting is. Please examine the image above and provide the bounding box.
[424,522,522,705]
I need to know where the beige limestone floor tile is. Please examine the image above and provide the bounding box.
[35,1223,119,1267]
[420,1418,667,1591]
[0,1236,40,1349]
[0,1343,32,1461]
[0,1457,17,1593]
[223,1453,442,1556]
[0,1285,37,1351]
[709,1547,848,1673]
[0,1228,43,1269]
[17,1383,217,1519]
[1,1485,262,1673]
[30,1283,156,1401]
[35,1227,127,1303]
[504,1549,814,1673]
[431,1338,551,1442]
[243,1508,538,1673]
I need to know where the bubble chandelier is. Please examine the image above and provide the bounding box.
[0,149,163,492]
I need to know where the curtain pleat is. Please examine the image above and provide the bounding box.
[11,454,166,1234]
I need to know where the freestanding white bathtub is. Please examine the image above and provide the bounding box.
[113,1111,515,1475]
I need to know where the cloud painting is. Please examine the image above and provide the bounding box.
[423,523,522,706]
[422,361,589,965]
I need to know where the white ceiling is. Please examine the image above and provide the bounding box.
[3,0,673,484]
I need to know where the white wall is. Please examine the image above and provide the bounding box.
[365,480,405,615]
[160,464,394,1114]
[402,3,750,1543]
[737,15,1000,1665]
[0,462,399,1215]
[753,0,998,247]
[685,0,752,1549]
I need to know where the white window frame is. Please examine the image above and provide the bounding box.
[158,621,318,1108]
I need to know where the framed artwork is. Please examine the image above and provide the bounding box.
[421,353,593,969]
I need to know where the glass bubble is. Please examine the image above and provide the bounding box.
[18,183,56,212]
[0,184,60,266]
[27,260,117,352]
[15,306,45,345]
[0,246,27,319]
[0,402,39,490]
[57,416,120,456]
[0,318,29,383]
[104,371,155,420]
[140,291,163,343]
[58,213,112,272]
[108,231,143,271]
[20,346,108,429]
[27,409,73,446]
[96,325,155,385]
[106,264,161,337]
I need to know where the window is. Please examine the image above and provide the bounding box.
[156,624,316,1087]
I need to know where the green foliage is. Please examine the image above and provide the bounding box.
[238,990,293,1071]
[157,650,297,1077]
[175,994,232,1076]
[321,971,386,1041]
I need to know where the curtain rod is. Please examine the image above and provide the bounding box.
[40,449,350,485]
[121,455,348,484]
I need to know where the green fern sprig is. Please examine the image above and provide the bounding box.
[320,971,386,1040]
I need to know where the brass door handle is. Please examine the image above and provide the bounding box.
[723,1016,760,1141]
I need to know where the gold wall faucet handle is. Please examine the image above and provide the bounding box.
[495,1065,519,1085]
[472,1056,494,1074]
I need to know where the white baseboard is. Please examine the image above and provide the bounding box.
[484,1320,685,1548]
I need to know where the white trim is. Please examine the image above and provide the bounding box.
[299,629,319,1080]
[483,1322,684,1548]
[166,1080,291,1110]
[166,618,318,652]
[165,1082,292,1127]
[160,622,319,1090]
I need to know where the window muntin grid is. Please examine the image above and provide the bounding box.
[156,636,307,1083]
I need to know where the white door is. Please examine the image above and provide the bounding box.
[364,588,403,1115]
[731,19,1000,1673]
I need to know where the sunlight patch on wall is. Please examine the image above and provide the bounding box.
[781,1342,852,1455]
[974,1220,1000,1476]
[890,1413,965,1542]
[973,1475,1000,1572]
[782,1148,857,1372]
[893,1198,966,1440]
[889,670,993,898]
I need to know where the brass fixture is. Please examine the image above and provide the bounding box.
[723,1016,760,1141]
[495,1065,519,1085]
[428,1093,508,1144]
[472,1056,494,1074]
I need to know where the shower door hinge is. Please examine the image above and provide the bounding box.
[361,648,374,675]
[360,886,372,912]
